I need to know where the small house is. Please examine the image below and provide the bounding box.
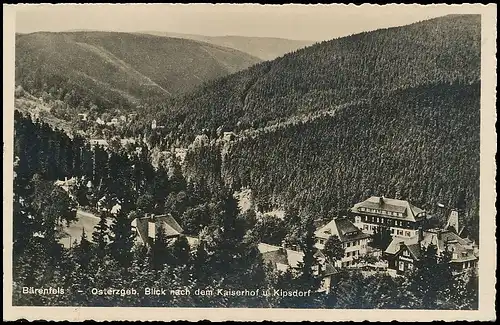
[315,217,371,268]
[131,214,184,248]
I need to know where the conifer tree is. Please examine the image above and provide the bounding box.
[151,223,171,270]
[171,235,191,267]
[92,211,110,258]
[297,214,319,290]
[109,209,135,267]
[408,244,454,309]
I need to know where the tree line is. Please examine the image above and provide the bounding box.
[182,82,480,240]
[147,15,479,141]
[12,110,477,309]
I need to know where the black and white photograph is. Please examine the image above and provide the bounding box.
[3,3,497,322]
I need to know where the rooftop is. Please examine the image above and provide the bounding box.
[315,217,370,242]
[351,196,426,222]
[132,214,184,247]
[257,243,304,270]
[385,229,478,263]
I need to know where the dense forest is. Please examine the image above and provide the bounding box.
[173,15,481,238]
[12,112,478,309]
[12,14,481,309]
[184,82,480,235]
[153,15,480,138]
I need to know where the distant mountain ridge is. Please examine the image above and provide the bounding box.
[15,31,262,112]
[138,31,316,60]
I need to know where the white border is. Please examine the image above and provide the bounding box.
[3,3,497,322]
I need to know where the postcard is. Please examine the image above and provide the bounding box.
[3,3,497,322]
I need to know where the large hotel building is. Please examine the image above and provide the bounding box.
[349,196,428,239]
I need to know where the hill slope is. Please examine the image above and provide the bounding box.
[138,32,315,60]
[15,31,262,112]
[156,14,480,135]
[156,14,481,235]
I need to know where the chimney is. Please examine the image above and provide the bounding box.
[398,241,405,252]
[418,227,424,243]
[379,196,385,206]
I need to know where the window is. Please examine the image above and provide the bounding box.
[408,263,413,271]
[405,231,411,237]
[398,261,405,271]
[402,249,410,257]
[319,239,325,244]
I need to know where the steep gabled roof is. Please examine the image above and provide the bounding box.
[406,243,422,260]
[351,196,426,222]
[132,214,184,247]
[421,229,477,263]
[257,243,304,270]
[385,235,419,255]
[262,249,289,267]
[157,214,184,237]
[315,217,370,242]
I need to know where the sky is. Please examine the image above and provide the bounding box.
[14,4,485,42]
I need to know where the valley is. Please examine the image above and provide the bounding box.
[11,12,482,310]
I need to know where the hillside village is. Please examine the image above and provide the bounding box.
[13,89,480,307]
[53,170,479,295]
[13,92,480,302]
[11,13,482,310]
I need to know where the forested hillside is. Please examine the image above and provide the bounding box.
[15,31,261,113]
[161,14,481,235]
[12,112,478,310]
[155,15,480,137]
[140,32,315,60]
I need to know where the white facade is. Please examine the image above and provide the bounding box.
[353,217,419,239]
[315,218,371,268]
